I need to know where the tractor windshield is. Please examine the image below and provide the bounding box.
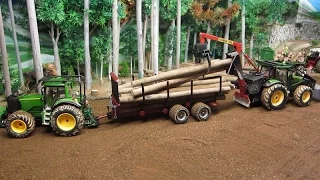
[45,86,65,106]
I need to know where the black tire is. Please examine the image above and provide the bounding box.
[316,60,320,73]
[191,102,211,121]
[51,104,84,136]
[261,84,288,110]
[293,85,313,107]
[5,110,35,138]
[169,104,190,124]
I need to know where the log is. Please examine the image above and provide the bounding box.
[129,58,232,88]
[119,86,231,103]
[91,90,99,97]
[156,82,232,94]
[200,73,238,82]
[130,72,205,97]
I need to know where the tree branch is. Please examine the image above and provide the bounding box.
[55,27,61,44]
[89,24,98,36]
[49,22,54,41]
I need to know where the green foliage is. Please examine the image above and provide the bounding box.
[252,32,269,59]
[91,27,112,64]
[119,61,129,77]
[0,55,19,87]
[37,0,66,24]
[311,39,320,46]
[120,24,138,56]
[160,0,193,20]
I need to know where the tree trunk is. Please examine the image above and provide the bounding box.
[0,6,12,96]
[176,0,181,69]
[49,23,62,76]
[193,32,197,63]
[108,23,112,80]
[96,62,98,76]
[206,22,211,50]
[184,25,191,63]
[84,0,92,90]
[249,33,254,59]
[8,0,23,86]
[100,58,103,82]
[130,54,133,75]
[136,0,144,79]
[167,19,175,71]
[143,15,148,70]
[26,0,43,93]
[151,0,159,75]
[129,58,232,88]
[222,0,232,60]
[241,0,246,67]
[112,0,120,76]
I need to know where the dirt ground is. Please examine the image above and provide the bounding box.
[0,74,320,179]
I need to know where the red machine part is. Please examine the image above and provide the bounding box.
[199,32,259,72]
[198,32,256,107]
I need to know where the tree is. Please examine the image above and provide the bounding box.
[151,0,159,75]
[0,5,12,96]
[37,0,65,76]
[84,0,92,90]
[176,0,181,69]
[241,0,245,66]
[8,0,23,86]
[136,0,144,78]
[26,0,43,93]
[222,0,232,59]
[112,0,120,76]
[191,0,240,52]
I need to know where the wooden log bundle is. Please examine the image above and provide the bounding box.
[119,58,232,88]
[113,58,237,108]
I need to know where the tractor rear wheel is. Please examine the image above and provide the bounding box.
[316,60,320,72]
[169,104,190,124]
[51,104,84,136]
[5,110,35,138]
[261,84,288,110]
[191,102,211,121]
[293,85,313,107]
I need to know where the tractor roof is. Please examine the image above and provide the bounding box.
[41,76,70,87]
[256,60,303,69]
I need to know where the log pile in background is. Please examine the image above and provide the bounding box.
[114,58,237,105]
[274,50,306,62]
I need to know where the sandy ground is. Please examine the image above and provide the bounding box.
[0,74,320,179]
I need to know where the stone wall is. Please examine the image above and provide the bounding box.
[269,22,320,48]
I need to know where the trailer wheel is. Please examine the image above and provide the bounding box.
[169,104,190,124]
[261,84,288,110]
[51,104,84,136]
[191,102,211,121]
[5,110,35,138]
[293,85,313,107]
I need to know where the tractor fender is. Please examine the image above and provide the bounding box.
[263,79,283,88]
[52,99,82,110]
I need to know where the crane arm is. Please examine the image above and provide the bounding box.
[198,32,259,72]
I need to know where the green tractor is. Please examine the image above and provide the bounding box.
[233,59,317,110]
[0,75,99,138]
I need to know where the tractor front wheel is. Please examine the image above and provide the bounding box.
[293,85,313,107]
[5,110,35,138]
[51,105,84,136]
[261,84,288,110]
[169,104,190,124]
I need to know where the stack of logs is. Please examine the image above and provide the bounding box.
[112,58,238,108]
[274,51,306,62]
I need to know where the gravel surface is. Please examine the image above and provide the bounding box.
[0,74,320,180]
[1,89,320,179]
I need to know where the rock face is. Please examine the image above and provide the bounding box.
[270,22,320,48]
